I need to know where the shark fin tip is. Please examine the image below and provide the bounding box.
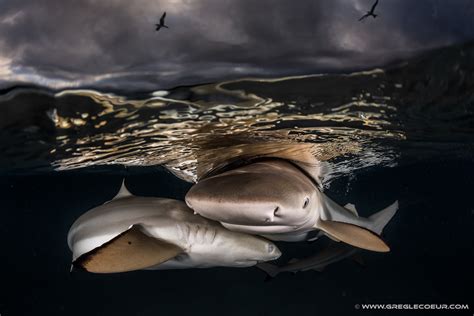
[112,179,133,200]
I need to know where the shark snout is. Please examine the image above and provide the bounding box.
[264,206,283,222]
[266,242,281,260]
[186,178,282,225]
[187,197,285,226]
[249,240,281,262]
[229,234,281,266]
[186,172,313,226]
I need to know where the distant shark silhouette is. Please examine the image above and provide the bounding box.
[359,0,379,21]
[155,12,169,31]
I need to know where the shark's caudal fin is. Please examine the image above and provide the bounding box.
[72,225,183,273]
[256,262,280,278]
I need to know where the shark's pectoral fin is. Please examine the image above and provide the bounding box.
[73,225,183,273]
[315,219,390,253]
[325,234,341,242]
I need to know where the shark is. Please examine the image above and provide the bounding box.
[185,159,397,252]
[256,201,398,277]
[67,181,281,273]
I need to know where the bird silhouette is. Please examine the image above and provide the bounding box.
[359,0,379,21]
[155,12,169,31]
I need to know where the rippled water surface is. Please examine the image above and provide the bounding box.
[2,42,474,184]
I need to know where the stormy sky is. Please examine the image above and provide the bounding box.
[1,0,474,91]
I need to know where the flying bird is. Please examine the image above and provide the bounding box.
[155,12,169,31]
[359,0,379,21]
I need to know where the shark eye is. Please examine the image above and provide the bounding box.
[303,197,310,209]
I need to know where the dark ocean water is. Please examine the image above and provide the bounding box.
[0,42,473,315]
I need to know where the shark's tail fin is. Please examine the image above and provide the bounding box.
[368,200,398,235]
[256,262,280,278]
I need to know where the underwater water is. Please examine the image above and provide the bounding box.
[0,42,473,315]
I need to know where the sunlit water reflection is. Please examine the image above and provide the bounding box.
[1,41,473,187]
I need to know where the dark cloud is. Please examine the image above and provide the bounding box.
[0,0,474,90]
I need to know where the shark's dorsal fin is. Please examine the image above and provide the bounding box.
[368,200,399,235]
[72,225,183,273]
[113,179,133,200]
[315,219,390,253]
[344,203,358,217]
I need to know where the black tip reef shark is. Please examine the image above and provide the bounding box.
[67,181,281,273]
[359,0,379,21]
[186,159,397,253]
[155,12,169,31]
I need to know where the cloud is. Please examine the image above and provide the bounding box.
[0,0,473,90]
